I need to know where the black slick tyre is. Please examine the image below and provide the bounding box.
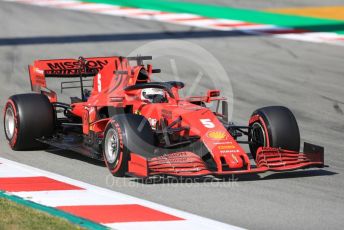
[3,93,55,150]
[248,106,300,160]
[102,114,155,177]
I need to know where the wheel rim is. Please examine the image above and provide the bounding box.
[104,128,120,164]
[5,106,15,140]
[251,122,266,152]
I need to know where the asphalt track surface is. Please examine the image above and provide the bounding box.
[1,1,344,229]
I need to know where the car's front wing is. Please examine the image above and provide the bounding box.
[127,142,324,177]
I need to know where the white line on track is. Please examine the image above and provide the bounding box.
[0,157,243,230]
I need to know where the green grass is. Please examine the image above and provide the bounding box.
[0,198,84,230]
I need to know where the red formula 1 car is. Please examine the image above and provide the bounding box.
[3,56,324,177]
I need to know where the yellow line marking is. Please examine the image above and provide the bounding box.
[266,6,344,21]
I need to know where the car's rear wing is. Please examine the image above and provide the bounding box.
[28,55,159,102]
[28,56,156,92]
[28,56,119,92]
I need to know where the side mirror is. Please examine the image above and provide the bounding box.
[205,89,220,103]
[206,89,220,99]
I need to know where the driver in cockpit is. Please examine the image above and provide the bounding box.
[141,88,167,103]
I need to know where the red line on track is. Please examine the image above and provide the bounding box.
[91,6,140,13]
[57,204,184,223]
[117,6,139,11]
[130,11,168,16]
[213,22,255,27]
[87,7,117,12]
[170,16,207,21]
[55,2,89,8]
[0,176,84,192]
[262,29,309,34]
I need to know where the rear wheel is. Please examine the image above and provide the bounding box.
[3,93,55,150]
[248,106,300,160]
[102,114,155,177]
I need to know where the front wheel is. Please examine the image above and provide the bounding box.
[248,106,300,160]
[102,114,155,177]
[103,121,128,177]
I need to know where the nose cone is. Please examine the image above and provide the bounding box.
[224,153,244,169]
[179,107,249,170]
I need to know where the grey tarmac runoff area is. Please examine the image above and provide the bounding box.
[0,1,344,229]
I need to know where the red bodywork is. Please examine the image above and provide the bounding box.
[28,56,324,177]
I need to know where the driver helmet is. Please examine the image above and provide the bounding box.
[141,88,165,103]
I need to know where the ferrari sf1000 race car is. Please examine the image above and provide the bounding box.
[3,56,324,177]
